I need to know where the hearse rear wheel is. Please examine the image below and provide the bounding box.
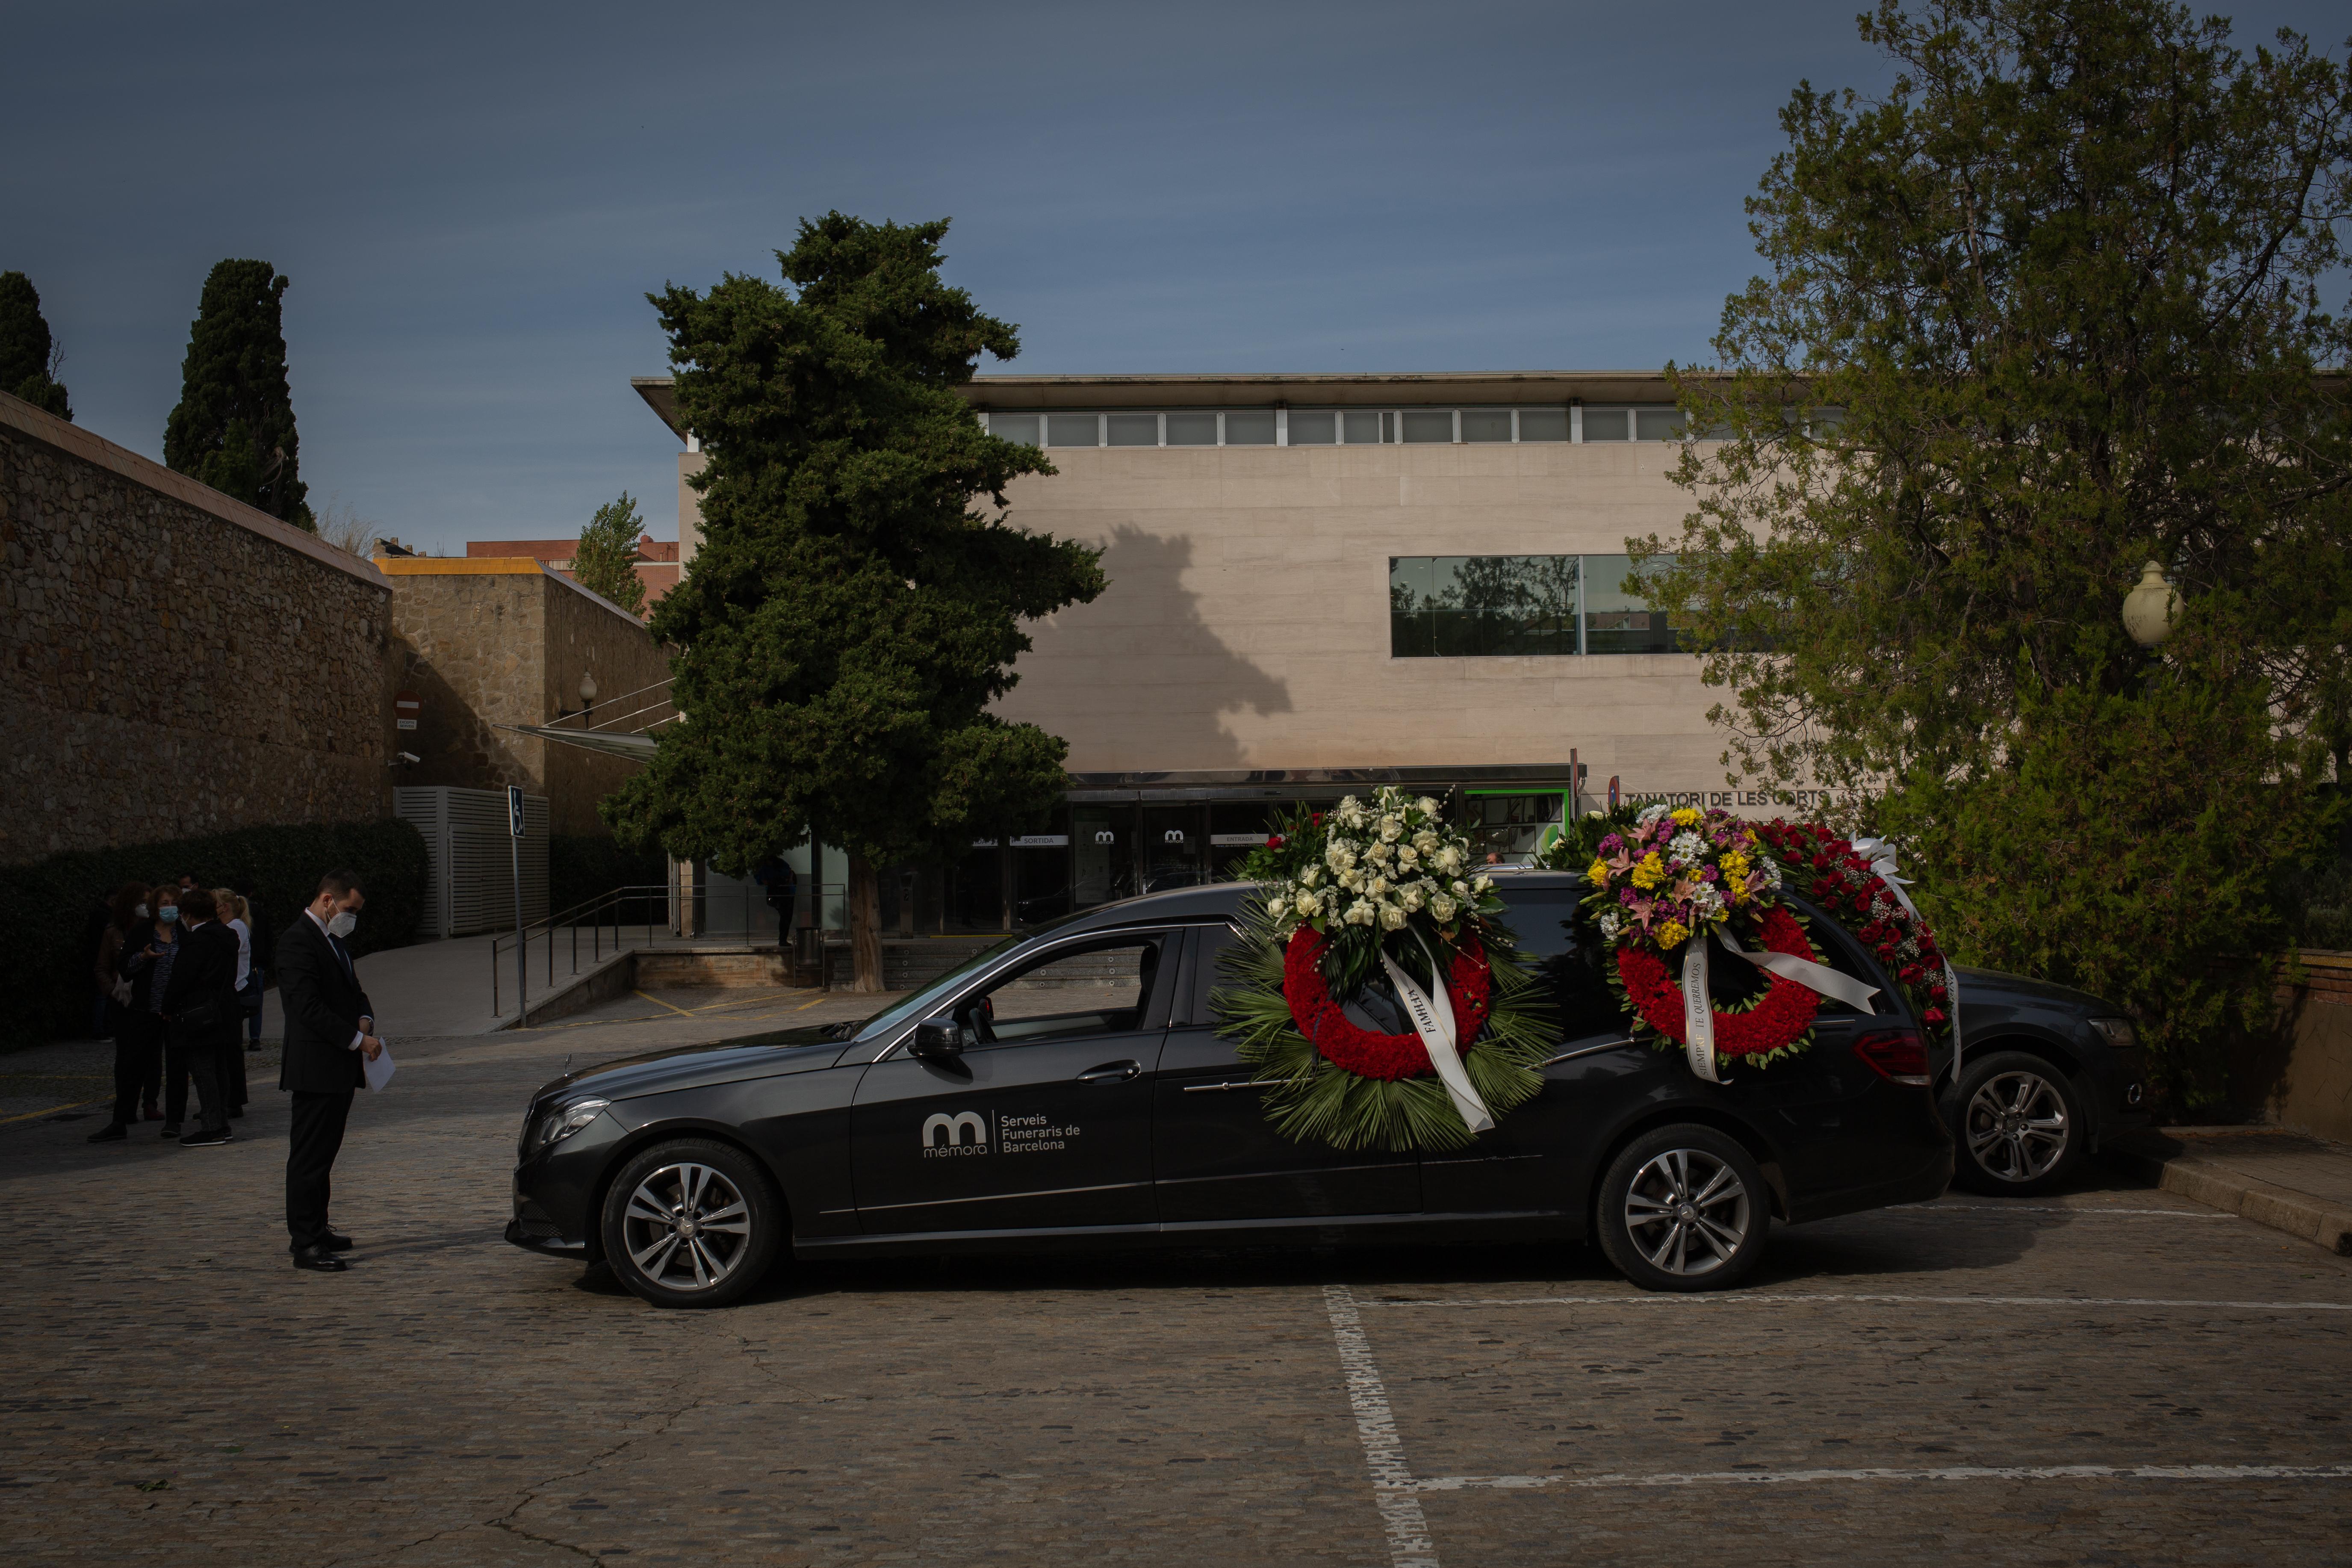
[1595,1125,1771,1293]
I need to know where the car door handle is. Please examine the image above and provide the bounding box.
[1077,1060,1142,1084]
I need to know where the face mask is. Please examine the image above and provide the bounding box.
[158,907,179,924]
[327,911,358,939]
[133,904,148,918]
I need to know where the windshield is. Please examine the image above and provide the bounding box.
[847,935,1024,1042]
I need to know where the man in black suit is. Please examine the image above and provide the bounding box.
[278,868,386,1274]
[159,887,241,1148]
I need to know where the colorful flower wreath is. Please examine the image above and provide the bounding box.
[1211,788,1554,1152]
[1583,803,1825,1069]
[1753,820,1952,1036]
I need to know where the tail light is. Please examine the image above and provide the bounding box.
[1852,1028,1930,1087]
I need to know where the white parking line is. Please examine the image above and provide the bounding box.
[1323,1283,1438,1568]
[1406,1463,2352,1492]
[1891,1204,2234,1217]
[1376,1293,2352,1312]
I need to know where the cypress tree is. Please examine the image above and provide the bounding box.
[572,492,650,617]
[0,271,71,419]
[603,214,1104,990]
[164,259,313,529]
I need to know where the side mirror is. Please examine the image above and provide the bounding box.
[911,1016,964,1064]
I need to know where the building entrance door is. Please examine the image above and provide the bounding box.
[1139,804,1206,894]
[1071,806,1136,910]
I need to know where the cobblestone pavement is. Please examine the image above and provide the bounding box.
[6,1006,2350,1567]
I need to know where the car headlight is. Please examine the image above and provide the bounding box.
[2088,1017,2137,1048]
[525,1098,609,1156]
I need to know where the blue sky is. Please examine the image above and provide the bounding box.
[7,1,2341,554]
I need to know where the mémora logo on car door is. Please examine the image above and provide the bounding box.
[921,1112,988,1157]
[919,1110,1077,1158]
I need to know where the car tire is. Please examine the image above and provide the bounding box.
[1948,1050,2083,1196]
[1594,1125,1771,1293]
[599,1138,783,1309]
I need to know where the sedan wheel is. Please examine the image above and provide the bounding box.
[600,1139,781,1308]
[1949,1051,2083,1196]
[1595,1125,1771,1292]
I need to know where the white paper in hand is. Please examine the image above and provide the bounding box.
[364,1039,396,1093]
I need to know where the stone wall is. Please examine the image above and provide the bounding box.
[379,559,672,837]
[0,390,395,865]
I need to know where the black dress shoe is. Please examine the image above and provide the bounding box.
[292,1246,348,1273]
[322,1232,354,1252]
[86,1122,127,1143]
[179,1127,233,1148]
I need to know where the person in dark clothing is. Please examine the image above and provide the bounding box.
[91,886,182,1142]
[278,868,385,1273]
[159,888,241,1148]
[86,885,162,1143]
[237,886,270,1050]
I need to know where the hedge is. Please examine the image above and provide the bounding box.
[0,817,429,1049]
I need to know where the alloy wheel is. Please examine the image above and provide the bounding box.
[1621,1147,1751,1277]
[620,1162,753,1293]
[1965,1071,2071,1183]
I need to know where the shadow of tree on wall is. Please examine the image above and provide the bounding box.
[1014,524,1292,768]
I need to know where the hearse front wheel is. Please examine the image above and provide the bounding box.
[1595,1125,1771,1292]
[600,1138,782,1309]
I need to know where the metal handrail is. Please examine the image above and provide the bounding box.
[489,878,848,1016]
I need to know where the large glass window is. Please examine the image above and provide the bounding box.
[1390,555,1579,657]
[1344,410,1385,445]
[1401,410,1456,443]
[1047,413,1100,447]
[1390,553,1686,657]
[1581,554,1686,654]
[1461,409,1513,443]
[990,413,1040,447]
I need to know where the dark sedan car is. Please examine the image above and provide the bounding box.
[505,873,1982,1307]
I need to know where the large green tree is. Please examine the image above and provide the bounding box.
[603,214,1104,989]
[164,259,313,528]
[0,271,71,419]
[1647,0,2352,1105]
[573,491,649,617]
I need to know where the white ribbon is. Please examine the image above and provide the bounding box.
[1850,836,1964,1078]
[1680,945,1720,1084]
[1380,949,1495,1134]
[1677,925,1880,1084]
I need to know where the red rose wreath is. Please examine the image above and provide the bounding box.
[1282,928,1495,1081]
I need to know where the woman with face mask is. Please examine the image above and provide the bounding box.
[91,886,183,1141]
[86,884,161,1141]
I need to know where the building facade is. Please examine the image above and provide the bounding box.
[374,555,674,838]
[634,371,1804,930]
